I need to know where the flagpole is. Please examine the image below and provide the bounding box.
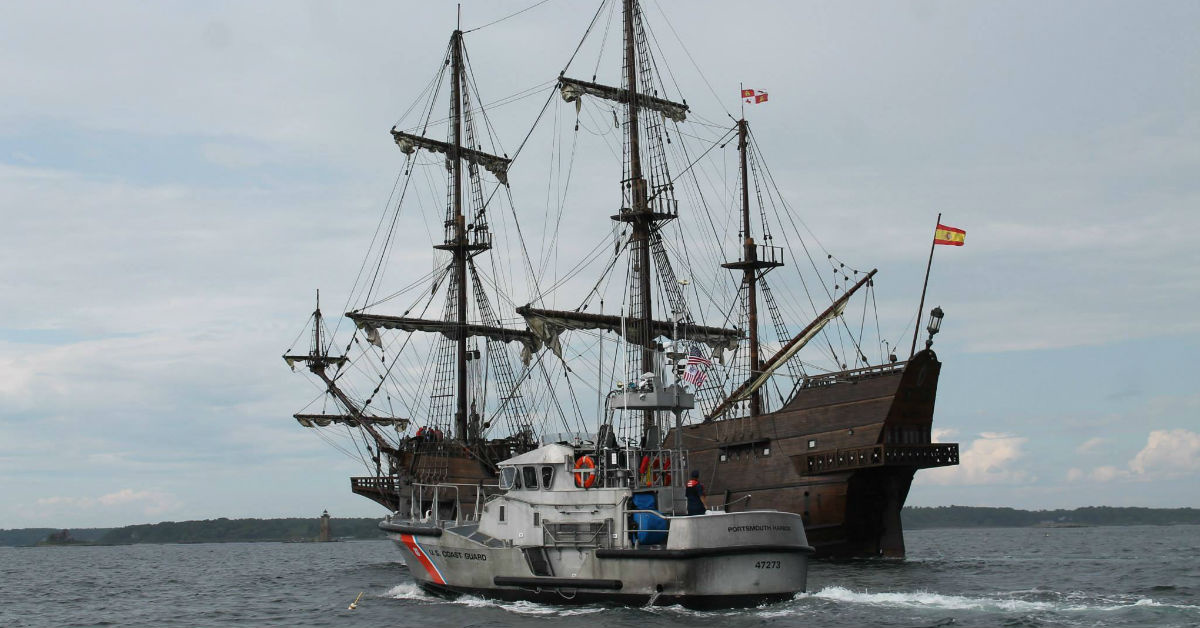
[910,212,941,358]
[740,81,745,119]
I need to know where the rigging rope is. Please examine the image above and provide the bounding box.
[464,0,556,33]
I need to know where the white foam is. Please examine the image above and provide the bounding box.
[382,582,436,602]
[807,586,1199,614]
[454,595,605,616]
[811,586,1054,612]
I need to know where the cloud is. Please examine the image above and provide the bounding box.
[918,432,1031,486]
[931,427,959,442]
[35,489,181,518]
[1076,437,1107,454]
[1068,428,1200,483]
[1129,429,1200,476]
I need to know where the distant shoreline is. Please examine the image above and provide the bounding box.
[3,507,1198,547]
[902,506,1200,529]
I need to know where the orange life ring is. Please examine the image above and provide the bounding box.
[573,455,597,489]
[639,454,671,486]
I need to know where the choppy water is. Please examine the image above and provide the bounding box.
[1,525,1197,627]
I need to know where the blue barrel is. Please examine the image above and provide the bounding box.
[631,492,668,545]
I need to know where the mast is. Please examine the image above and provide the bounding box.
[739,120,761,417]
[623,0,655,442]
[451,29,469,443]
[720,119,781,418]
[283,292,400,457]
[553,0,694,437]
[910,212,941,358]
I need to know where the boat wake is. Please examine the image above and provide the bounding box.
[380,583,604,616]
[380,581,1198,621]
[456,596,607,616]
[801,586,1199,614]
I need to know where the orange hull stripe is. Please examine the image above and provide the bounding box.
[400,533,446,585]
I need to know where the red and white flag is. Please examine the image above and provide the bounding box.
[742,88,768,104]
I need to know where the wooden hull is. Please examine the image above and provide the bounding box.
[675,350,958,559]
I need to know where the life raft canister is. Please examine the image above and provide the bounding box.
[573,455,597,488]
[639,454,671,486]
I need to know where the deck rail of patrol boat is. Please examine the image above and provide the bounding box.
[407,481,498,526]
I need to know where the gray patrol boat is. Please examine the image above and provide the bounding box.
[380,367,813,608]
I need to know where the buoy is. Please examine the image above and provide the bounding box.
[573,455,597,488]
[348,591,364,610]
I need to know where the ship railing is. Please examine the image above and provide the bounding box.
[717,494,753,512]
[408,482,498,526]
[351,475,398,492]
[542,519,614,548]
[619,448,685,489]
[752,243,785,266]
[798,361,907,390]
[623,508,671,549]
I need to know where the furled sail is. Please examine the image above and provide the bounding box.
[283,354,347,370]
[516,305,739,362]
[347,312,541,365]
[558,76,689,122]
[390,129,511,184]
[294,413,409,429]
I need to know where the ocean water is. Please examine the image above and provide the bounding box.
[1,525,1197,627]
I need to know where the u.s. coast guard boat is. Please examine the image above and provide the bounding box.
[380,370,812,608]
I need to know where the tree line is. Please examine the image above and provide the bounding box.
[4,508,1199,546]
[0,517,385,546]
[902,506,1200,529]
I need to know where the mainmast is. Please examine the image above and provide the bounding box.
[545,0,732,436]
[451,29,469,443]
[426,28,485,444]
[622,0,656,442]
[721,119,781,418]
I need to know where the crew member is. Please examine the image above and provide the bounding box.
[685,469,708,516]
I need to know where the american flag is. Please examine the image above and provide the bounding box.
[681,345,712,387]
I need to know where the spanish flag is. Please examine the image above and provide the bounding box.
[933,223,966,246]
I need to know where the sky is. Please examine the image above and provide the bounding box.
[1,0,1197,529]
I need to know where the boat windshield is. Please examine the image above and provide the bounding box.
[500,467,518,490]
[522,466,538,489]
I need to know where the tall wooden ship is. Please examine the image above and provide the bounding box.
[284,0,958,559]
